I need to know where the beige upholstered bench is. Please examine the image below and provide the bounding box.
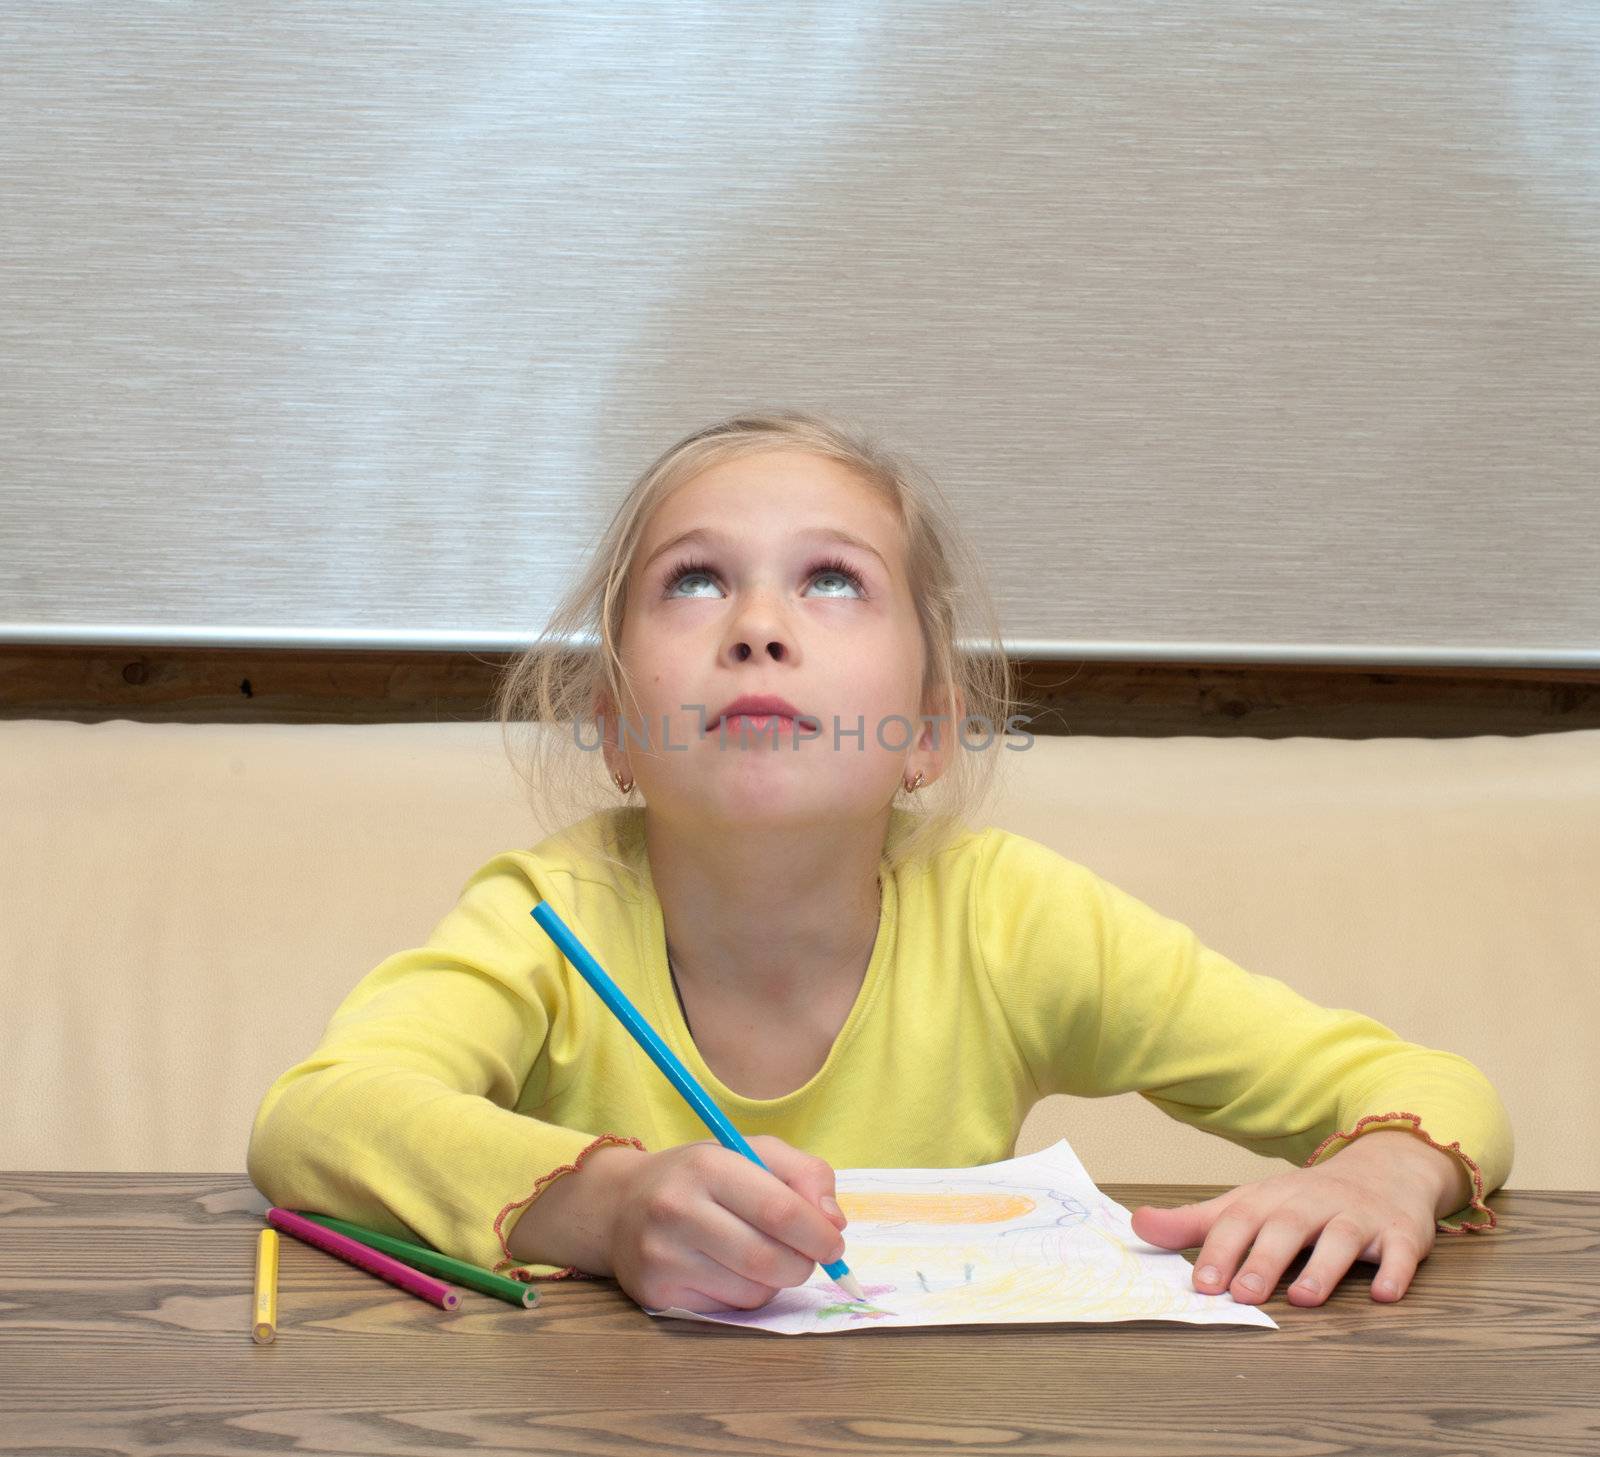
[5,719,1594,1197]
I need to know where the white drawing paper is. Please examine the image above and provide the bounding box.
[642,1138,1279,1334]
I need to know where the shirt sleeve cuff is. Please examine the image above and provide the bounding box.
[492,1131,650,1281]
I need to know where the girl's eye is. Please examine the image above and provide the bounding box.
[807,556,867,598]
[662,556,866,600]
[662,559,721,598]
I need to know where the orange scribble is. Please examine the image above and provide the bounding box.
[835,1192,1037,1224]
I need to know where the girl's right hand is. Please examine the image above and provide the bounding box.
[607,1135,851,1313]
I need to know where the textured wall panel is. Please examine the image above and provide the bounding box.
[1,3,1595,664]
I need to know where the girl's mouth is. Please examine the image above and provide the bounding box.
[706,712,821,736]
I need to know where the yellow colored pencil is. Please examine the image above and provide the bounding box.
[252,1228,279,1344]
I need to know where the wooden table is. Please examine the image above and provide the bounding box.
[2,1174,1594,1456]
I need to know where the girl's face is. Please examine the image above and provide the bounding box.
[609,448,936,830]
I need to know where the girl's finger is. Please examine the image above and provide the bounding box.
[712,1156,846,1267]
[747,1135,845,1227]
[1132,1189,1238,1253]
[699,1194,827,1291]
[1286,1213,1374,1306]
[671,1242,786,1312]
[1191,1201,1271,1295]
[1225,1205,1333,1304]
[1369,1226,1426,1302]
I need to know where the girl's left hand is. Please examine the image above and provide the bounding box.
[1129,1130,1454,1307]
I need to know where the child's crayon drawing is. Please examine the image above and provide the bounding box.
[642,1139,1279,1334]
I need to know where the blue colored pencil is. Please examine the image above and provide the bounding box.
[529,899,865,1301]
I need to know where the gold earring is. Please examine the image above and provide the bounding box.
[614,771,634,794]
[903,770,924,794]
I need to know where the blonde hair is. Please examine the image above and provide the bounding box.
[494,407,1018,885]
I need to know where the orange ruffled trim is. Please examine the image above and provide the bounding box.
[491,1131,649,1282]
[1303,1110,1498,1235]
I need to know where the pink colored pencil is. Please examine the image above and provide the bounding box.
[266,1208,460,1311]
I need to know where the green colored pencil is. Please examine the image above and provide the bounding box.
[297,1212,540,1309]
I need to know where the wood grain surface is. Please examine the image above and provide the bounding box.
[1,1173,1593,1456]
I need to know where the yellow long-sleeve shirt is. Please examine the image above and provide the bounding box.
[247,804,1512,1282]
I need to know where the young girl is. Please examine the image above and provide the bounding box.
[248,409,1511,1316]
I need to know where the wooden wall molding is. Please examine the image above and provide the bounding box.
[3,644,1598,738]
